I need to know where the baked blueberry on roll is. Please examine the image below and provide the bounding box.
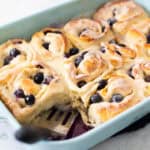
[0,39,35,71]
[99,42,136,68]
[126,59,150,82]
[93,0,148,40]
[63,18,114,49]
[123,19,150,58]
[63,42,135,93]
[63,45,110,92]
[85,73,144,126]
[31,27,73,60]
[0,62,71,124]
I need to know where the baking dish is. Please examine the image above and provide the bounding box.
[0,0,150,149]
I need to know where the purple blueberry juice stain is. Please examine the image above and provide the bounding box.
[66,115,92,139]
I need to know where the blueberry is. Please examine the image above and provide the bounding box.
[100,46,106,53]
[43,75,54,84]
[110,94,124,103]
[77,80,86,88]
[33,72,44,84]
[3,56,13,65]
[14,89,25,98]
[147,34,150,43]
[74,51,87,67]
[107,18,117,27]
[25,95,35,105]
[3,48,21,65]
[74,56,83,67]
[42,42,50,50]
[69,48,79,55]
[65,48,79,58]
[9,48,21,57]
[89,93,103,104]
[97,79,107,90]
[144,75,150,82]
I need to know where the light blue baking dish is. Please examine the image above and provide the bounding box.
[0,0,150,150]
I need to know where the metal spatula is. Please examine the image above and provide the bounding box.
[15,107,78,143]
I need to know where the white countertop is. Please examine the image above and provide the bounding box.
[0,0,150,150]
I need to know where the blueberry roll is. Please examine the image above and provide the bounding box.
[63,18,114,49]
[31,27,73,60]
[0,61,71,124]
[0,39,35,71]
[99,42,136,68]
[123,19,150,58]
[93,0,148,40]
[86,73,143,126]
[126,59,150,83]
[63,46,109,92]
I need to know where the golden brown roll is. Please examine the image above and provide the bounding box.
[83,58,150,126]
[63,41,136,94]
[124,58,150,82]
[99,41,136,67]
[31,27,73,60]
[63,45,111,92]
[0,61,71,124]
[85,72,145,126]
[63,18,114,49]
[123,19,150,58]
[93,0,148,40]
[0,39,35,72]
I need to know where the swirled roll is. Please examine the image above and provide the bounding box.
[99,41,136,67]
[0,39,35,72]
[63,18,114,49]
[123,19,150,58]
[93,0,148,40]
[31,27,74,60]
[83,72,144,126]
[63,46,110,92]
[0,61,71,124]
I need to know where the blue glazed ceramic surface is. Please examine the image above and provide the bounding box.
[0,0,149,149]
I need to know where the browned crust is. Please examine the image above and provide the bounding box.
[93,0,147,22]
[31,27,72,57]
[96,98,140,122]
[0,92,33,123]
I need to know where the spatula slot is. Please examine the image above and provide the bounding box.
[47,107,57,120]
[62,112,72,125]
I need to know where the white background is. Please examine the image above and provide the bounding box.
[0,0,150,150]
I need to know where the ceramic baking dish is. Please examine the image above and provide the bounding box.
[0,0,150,149]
